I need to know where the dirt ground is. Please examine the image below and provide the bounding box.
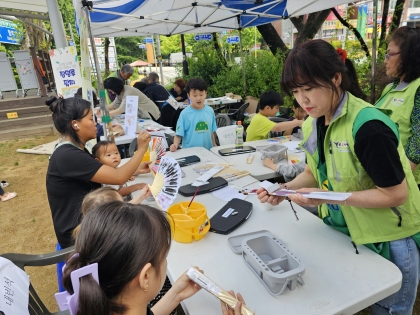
[1,135,419,314]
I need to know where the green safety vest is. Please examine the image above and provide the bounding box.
[301,92,420,251]
[375,77,420,184]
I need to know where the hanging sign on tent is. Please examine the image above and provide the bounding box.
[143,38,153,43]
[50,46,83,98]
[227,36,239,44]
[194,34,212,41]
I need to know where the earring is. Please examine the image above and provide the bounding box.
[74,124,79,129]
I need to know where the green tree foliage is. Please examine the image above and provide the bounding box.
[182,48,292,107]
[115,37,145,65]
[57,0,79,51]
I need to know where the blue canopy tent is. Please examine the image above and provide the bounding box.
[73,0,351,140]
[81,0,351,37]
[78,0,350,86]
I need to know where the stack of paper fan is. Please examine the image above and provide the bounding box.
[148,156,182,210]
[149,137,166,174]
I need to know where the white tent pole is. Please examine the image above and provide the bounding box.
[152,34,157,71]
[155,34,165,85]
[45,0,67,48]
[239,30,247,95]
[68,23,75,45]
[83,6,113,142]
[0,10,49,20]
[370,0,378,102]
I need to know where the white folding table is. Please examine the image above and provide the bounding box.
[179,97,241,109]
[211,138,306,181]
[111,115,175,146]
[122,147,402,315]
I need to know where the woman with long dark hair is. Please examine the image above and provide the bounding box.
[258,39,420,315]
[45,96,151,248]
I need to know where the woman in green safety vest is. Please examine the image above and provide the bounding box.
[375,26,420,189]
[258,39,420,315]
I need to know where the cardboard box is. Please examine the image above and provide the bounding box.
[245,96,258,114]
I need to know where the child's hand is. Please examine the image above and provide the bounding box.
[170,144,178,152]
[129,176,135,181]
[263,157,275,167]
[134,162,151,175]
[171,267,203,303]
[221,291,246,315]
[293,119,303,127]
[129,184,150,204]
[263,157,277,171]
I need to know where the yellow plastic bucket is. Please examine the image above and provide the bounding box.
[134,149,150,163]
[167,201,210,243]
[141,151,150,163]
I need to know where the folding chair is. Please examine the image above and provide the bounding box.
[1,246,74,315]
[227,102,249,124]
[215,125,237,146]
[215,114,230,128]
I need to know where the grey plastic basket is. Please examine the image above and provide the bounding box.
[258,144,287,163]
[228,231,305,296]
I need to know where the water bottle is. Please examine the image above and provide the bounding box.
[235,121,244,148]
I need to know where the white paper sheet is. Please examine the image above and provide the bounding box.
[124,96,139,136]
[259,180,280,193]
[0,257,30,315]
[191,180,209,187]
[280,140,304,152]
[212,186,247,202]
[272,189,351,201]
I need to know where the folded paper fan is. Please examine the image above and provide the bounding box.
[148,156,182,210]
[149,137,166,174]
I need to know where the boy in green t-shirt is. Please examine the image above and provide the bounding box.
[246,91,303,141]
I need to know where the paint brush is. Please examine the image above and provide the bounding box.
[185,186,200,213]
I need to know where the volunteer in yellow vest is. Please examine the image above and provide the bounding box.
[375,26,420,188]
[258,39,420,315]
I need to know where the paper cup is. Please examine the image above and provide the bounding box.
[260,202,273,211]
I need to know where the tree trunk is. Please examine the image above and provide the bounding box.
[256,23,288,55]
[380,0,390,48]
[388,0,405,37]
[104,37,110,78]
[331,7,370,57]
[290,16,305,33]
[293,9,331,45]
[212,32,227,67]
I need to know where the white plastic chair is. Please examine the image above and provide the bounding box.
[216,125,237,146]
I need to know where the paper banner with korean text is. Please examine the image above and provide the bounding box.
[49,46,82,98]
[124,96,139,136]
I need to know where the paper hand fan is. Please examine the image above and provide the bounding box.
[149,137,166,174]
[148,156,182,210]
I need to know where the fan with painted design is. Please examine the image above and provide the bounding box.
[148,156,182,211]
[149,137,166,174]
